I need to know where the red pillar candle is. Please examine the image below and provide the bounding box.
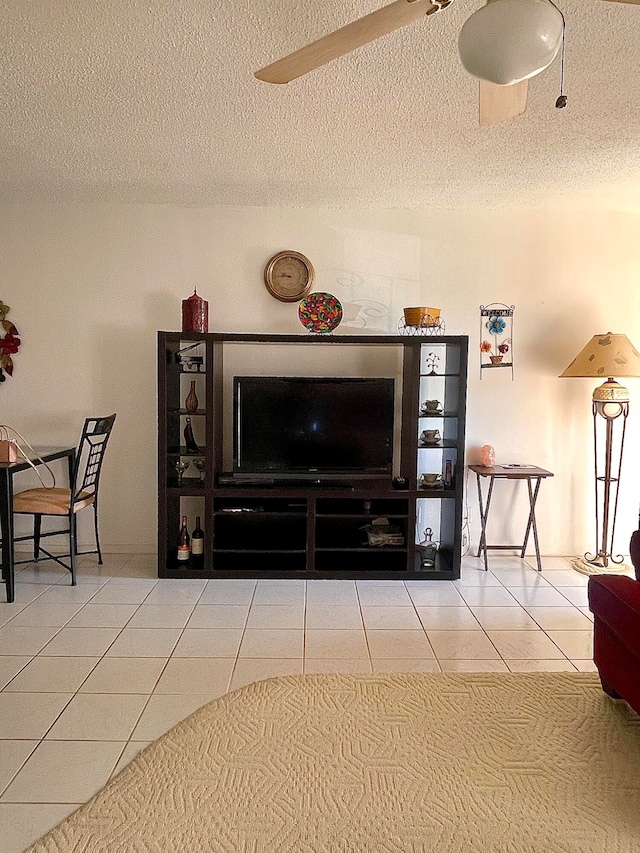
[182,288,208,333]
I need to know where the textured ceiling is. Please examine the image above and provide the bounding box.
[1,0,640,209]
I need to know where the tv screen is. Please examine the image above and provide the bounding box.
[233,376,395,479]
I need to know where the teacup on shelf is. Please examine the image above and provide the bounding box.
[420,429,441,445]
[419,472,444,488]
[421,400,442,414]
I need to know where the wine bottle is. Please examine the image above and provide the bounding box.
[177,515,190,562]
[184,416,200,454]
[191,516,204,568]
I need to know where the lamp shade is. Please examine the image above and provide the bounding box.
[559,333,640,379]
[458,0,564,86]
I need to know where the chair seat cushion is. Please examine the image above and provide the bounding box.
[13,487,94,516]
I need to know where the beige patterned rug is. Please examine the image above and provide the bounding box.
[28,673,640,853]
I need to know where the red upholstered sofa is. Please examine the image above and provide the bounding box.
[588,532,640,716]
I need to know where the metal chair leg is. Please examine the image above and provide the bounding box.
[69,513,77,585]
[93,501,103,564]
[33,514,42,561]
[73,513,78,562]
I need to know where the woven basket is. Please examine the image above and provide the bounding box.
[403,307,441,327]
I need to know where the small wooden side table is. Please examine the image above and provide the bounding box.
[468,465,554,572]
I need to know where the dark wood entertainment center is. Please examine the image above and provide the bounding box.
[158,332,468,580]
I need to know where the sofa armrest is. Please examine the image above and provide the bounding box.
[589,574,640,660]
[589,574,640,609]
[630,530,640,581]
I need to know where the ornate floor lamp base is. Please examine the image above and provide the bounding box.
[569,556,631,576]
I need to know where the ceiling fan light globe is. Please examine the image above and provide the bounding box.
[458,0,564,86]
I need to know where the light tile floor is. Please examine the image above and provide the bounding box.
[0,552,625,853]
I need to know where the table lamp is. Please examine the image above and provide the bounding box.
[560,333,640,571]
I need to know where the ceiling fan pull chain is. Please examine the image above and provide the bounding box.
[548,0,568,109]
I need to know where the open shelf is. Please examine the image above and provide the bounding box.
[412,547,455,577]
[314,550,409,573]
[316,497,409,517]
[316,520,407,551]
[418,440,458,449]
[214,497,307,514]
[210,552,307,572]
[214,514,307,551]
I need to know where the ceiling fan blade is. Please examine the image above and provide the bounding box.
[255,0,439,84]
[479,80,528,126]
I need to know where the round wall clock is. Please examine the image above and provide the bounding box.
[264,251,314,303]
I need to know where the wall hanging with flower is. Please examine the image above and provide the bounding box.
[0,301,21,384]
[479,303,514,379]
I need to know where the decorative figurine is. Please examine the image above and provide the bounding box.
[419,527,439,568]
[424,352,440,375]
[183,417,200,453]
[185,381,199,413]
[175,342,204,371]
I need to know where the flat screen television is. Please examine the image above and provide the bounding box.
[233,376,395,481]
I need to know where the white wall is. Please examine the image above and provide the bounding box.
[2,203,640,557]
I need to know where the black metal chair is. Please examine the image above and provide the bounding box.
[13,414,116,585]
